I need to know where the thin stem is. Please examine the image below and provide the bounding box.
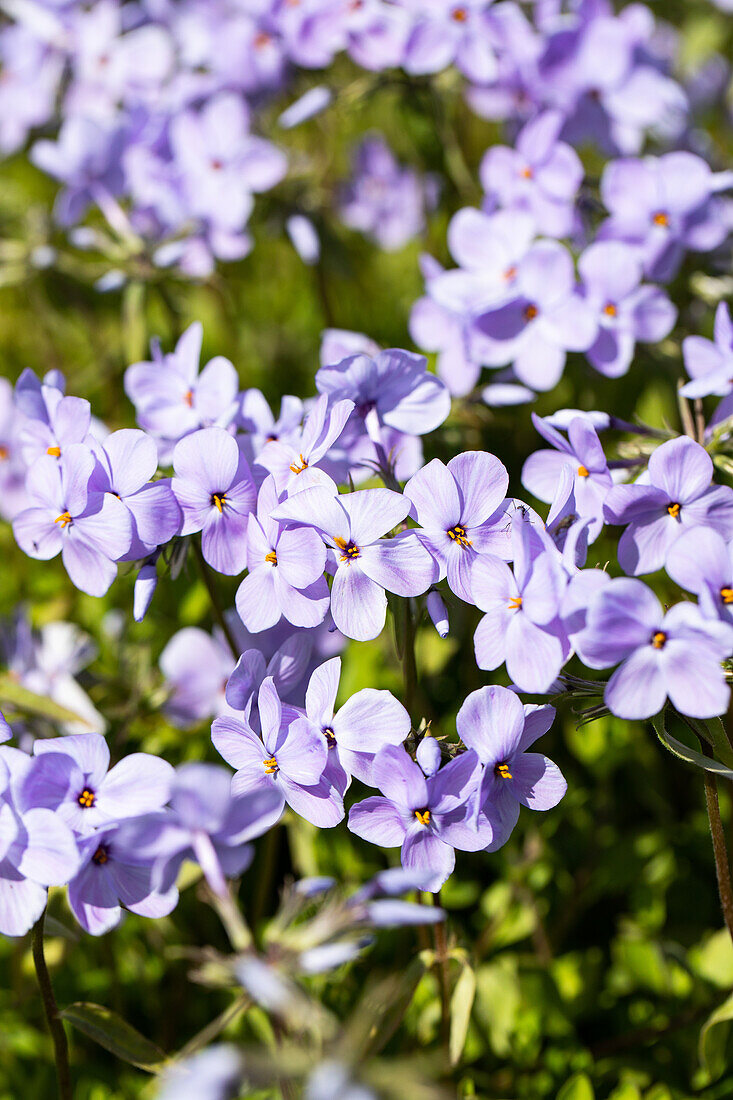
[431,893,451,1046]
[192,539,240,661]
[678,382,696,441]
[694,397,706,446]
[32,909,72,1100]
[402,599,418,718]
[703,769,733,948]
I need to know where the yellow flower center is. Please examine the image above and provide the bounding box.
[451,5,468,20]
[46,445,61,457]
[523,303,539,322]
[603,302,617,317]
[721,588,733,605]
[653,211,669,227]
[667,502,680,519]
[520,166,533,179]
[652,631,667,649]
[334,536,361,563]
[507,595,523,611]
[265,549,278,565]
[414,808,431,825]
[54,511,72,528]
[211,493,226,513]
[0,445,7,460]
[92,845,109,865]
[263,756,279,774]
[77,788,96,808]
[495,762,512,779]
[289,453,309,474]
[183,389,194,407]
[446,523,472,548]
[577,464,590,477]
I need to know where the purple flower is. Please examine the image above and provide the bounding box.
[339,136,436,251]
[599,152,731,282]
[129,763,283,897]
[236,476,330,632]
[476,240,596,391]
[680,303,733,426]
[156,1045,243,1100]
[91,429,181,559]
[456,686,565,846]
[402,0,497,84]
[472,517,569,693]
[125,323,238,450]
[172,427,256,575]
[0,378,27,522]
[479,110,583,237]
[578,241,676,378]
[237,390,304,464]
[68,820,178,936]
[13,444,132,597]
[14,368,92,466]
[0,751,80,936]
[666,528,733,627]
[404,450,511,602]
[291,656,411,789]
[160,627,235,728]
[577,578,733,719]
[522,414,612,539]
[212,677,343,828]
[315,347,450,437]
[273,484,437,642]
[347,744,488,893]
[31,115,124,227]
[604,437,733,575]
[23,732,173,835]
[255,395,355,492]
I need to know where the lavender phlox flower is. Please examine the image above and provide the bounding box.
[0,25,62,157]
[124,322,238,450]
[319,329,380,367]
[129,762,283,897]
[212,676,343,828]
[347,743,488,892]
[577,240,676,378]
[290,656,411,792]
[479,109,583,237]
[273,483,437,641]
[160,627,236,728]
[172,427,256,575]
[278,86,333,129]
[225,633,313,719]
[286,214,321,265]
[155,1045,243,1100]
[67,819,178,937]
[666,528,733,627]
[604,436,733,575]
[545,466,593,570]
[680,302,733,426]
[90,428,182,559]
[305,1061,376,1100]
[133,555,159,623]
[236,475,330,632]
[14,367,92,466]
[522,413,612,539]
[338,136,436,251]
[476,239,596,391]
[13,444,132,597]
[0,750,80,936]
[237,389,304,465]
[31,115,125,227]
[599,151,731,282]
[404,450,511,602]
[402,0,497,83]
[23,732,173,835]
[472,514,570,693]
[456,685,565,846]
[315,347,450,438]
[0,379,29,521]
[255,395,355,492]
[576,577,733,719]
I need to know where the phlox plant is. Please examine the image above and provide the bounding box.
[0,0,732,1098]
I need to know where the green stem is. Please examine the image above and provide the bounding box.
[32,909,72,1100]
[702,768,733,948]
[192,539,240,660]
[402,598,418,717]
[431,893,451,1047]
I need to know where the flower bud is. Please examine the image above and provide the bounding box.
[427,590,449,638]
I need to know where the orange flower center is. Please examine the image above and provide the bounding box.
[652,631,667,649]
[414,808,431,825]
[446,523,472,548]
[46,445,61,457]
[507,595,523,611]
[77,788,96,808]
[495,762,512,779]
[653,211,669,227]
[523,303,539,322]
[54,512,72,528]
[577,465,590,477]
[667,502,681,518]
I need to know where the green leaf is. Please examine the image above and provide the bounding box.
[699,990,733,1082]
[449,961,476,1066]
[556,1072,595,1100]
[59,1002,168,1073]
[651,715,733,781]
[0,674,94,729]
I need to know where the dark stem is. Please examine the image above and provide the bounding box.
[402,599,418,717]
[703,769,733,948]
[431,892,451,1046]
[32,909,72,1100]
[192,539,240,661]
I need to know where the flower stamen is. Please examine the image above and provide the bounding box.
[414,808,431,825]
[265,549,278,565]
[334,536,361,563]
[652,631,667,649]
[263,756,279,774]
[77,787,96,808]
[667,502,681,518]
[92,845,109,865]
[446,523,472,548]
[507,595,523,611]
[721,587,733,604]
[577,465,590,477]
[523,303,539,322]
[211,493,226,513]
[495,762,512,779]
[289,453,309,474]
[54,511,72,528]
[46,446,61,457]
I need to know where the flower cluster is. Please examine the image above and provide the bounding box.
[0,0,706,284]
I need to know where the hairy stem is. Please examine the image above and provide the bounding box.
[32,909,72,1100]
[703,771,733,947]
[431,893,451,1046]
[192,539,240,660]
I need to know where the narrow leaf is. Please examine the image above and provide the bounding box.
[0,674,93,728]
[449,961,475,1066]
[651,716,733,781]
[60,1002,168,1072]
[699,990,733,1082]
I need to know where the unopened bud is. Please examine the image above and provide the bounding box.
[427,590,449,638]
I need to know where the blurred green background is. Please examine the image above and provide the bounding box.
[1,2,733,1096]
